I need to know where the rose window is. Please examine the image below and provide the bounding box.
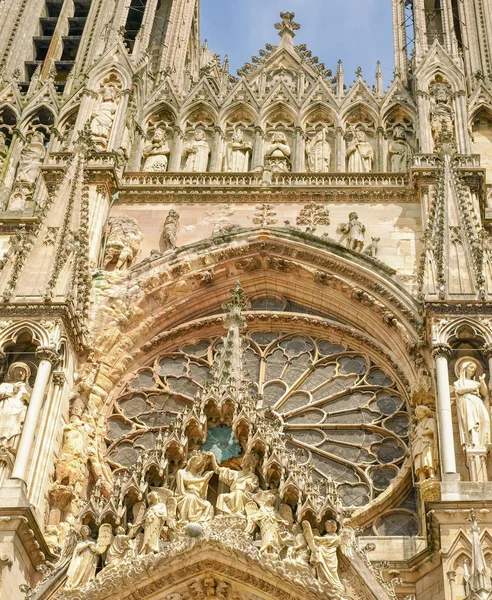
[106,333,409,509]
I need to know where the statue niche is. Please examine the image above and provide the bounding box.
[265,131,291,173]
[90,78,121,151]
[388,124,412,172]
[16,130,47,184]
[225,127,252,172]
[306,128,331,173]
[0,362,31,455]
[142,127,170,172]
[183,129,211,172]
[346,127,374,173]
[429,79,455,152]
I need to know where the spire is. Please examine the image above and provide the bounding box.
[275,12,300,47]
[375,61,383,97]
[211,282,251,395]
[464,510,492,600]
[336,59,344,99]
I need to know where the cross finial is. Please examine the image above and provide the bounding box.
[275,12,300,46]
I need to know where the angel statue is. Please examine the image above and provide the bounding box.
[64,525,101,591]
[105,526,134,568]
[245,493,289,556]
[176,452,215,524]
[214,452,260,516]
[454,359,490,448]
[302,520,354,593]
[140,489,176,554]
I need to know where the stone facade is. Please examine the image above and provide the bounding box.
[0,1,490,600]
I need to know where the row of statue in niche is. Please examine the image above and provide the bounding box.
[142,123,412,174]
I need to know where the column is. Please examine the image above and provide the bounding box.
[168,127,184,172]
[432,344,457,475]
[292,127,305,172]
[210,126,225,172]
[335,127,344,172]
[11,347,58,483]
[251,127,265,172]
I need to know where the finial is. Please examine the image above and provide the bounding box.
[222,282,250,330]
[356,66,363,79]
[337,59,343,74]
[274,12,300,46]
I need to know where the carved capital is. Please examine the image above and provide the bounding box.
[52,371,66,387]
[35,346,59,366]
[431,343,453,360]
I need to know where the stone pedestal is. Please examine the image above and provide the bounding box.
[465,446,489,482]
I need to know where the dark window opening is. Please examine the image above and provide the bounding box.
[124,0,148,52]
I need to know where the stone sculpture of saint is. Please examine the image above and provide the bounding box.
[17,131,46,184]
[105,526,133,567]
[337,212,366,252]
[65,525,99,591]
[183,130,210,172]
[454,360,490,448]
[430,83,455,148]
[142,127,170,172]
[55,414,87,496]
[411,406,438,482]
[140,491,171,554]
[214,453,259,516]
[388,125,412,172]
[303,520,352,593]
[346,129,374,172]
[175,452,215,524]
[285,523,310,567]
[226,127,252,172]
[160,209,180,252]
[0,362,31,454]
[245,493,288,555]
[90,82,119,149]
[307,129,331,173]
[265,131,291,173]
[0,132,9,169]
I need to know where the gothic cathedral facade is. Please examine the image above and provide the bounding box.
[0,1,491,600]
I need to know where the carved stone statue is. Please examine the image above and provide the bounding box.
[337,212,366,252]
[55,414,88,496]
[160,209,180,252]
[363,237,380,257]
[226,127,252,172]
[143,127,170,172]
[285,523,310,566]
[17,131,46,184]
[411,406,438,482]
[90,82,119,150]
[0,132,9,169]
[265,132,291,173]
[346,129,374,172]
[215,453,259,516]
[388,125,412,172]
[103,216,143,270]
[307,129,331,173]
[454,359,490,448]
[140,490,175,554]
[430,82,455,150]
[0,362,31,453]
[175,452,215,524]
[245,493,288,555]
[183,130,210,172]
[302,520,353,593]
[65,525,98,591]
[105,526,133,567]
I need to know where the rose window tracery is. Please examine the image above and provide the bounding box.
[106,333,410,509]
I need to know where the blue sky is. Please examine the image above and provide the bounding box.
[201,0,395,87]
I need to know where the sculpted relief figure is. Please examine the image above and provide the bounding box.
[105,526,133,567]
[411,406,438,482]
[183,129,210,172]
[337,212,366,252]
[303,520,352,593]
[285,523,310,567]
[0,132,9,169]
[17,131,46,184]
[226,127,252,172]
[430,82,455,149]
[454,359,490,448]
[143,127,170,172]
[214,453,259,516]
[65,526,99,591]
[307,128,331,173]
[388,125,412,172]
[140,490,175,554]
[160,209,180,252]
[265,131,291,173]
[346,128,374,173]
[0,362,31,453]
[245,493,288,556]
[103,216,143,270]
[90,82,119,150]
[176,452,215,524]
[55,414,88,496]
